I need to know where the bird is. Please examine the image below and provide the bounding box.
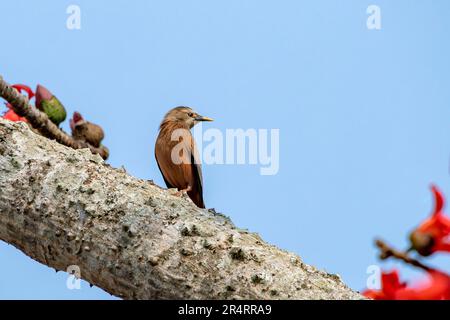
[155,106,213,208]
[35,84,67,126]
[70,111,105,148]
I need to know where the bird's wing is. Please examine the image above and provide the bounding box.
[189,138,205,208]
[155,155,175,189]
[155,129,205,208]
[154,138,176,189]
[176,133,205,208]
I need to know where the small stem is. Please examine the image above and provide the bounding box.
[375,239,432,271]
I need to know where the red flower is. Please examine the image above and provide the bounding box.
[2,109,27,122]
[409,185,450,256]
[11,84,35,100]
[363,269,450,300]
[395,270,450,300]
[363,270,407,299]
[1,84,35,123]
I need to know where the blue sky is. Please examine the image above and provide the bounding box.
[1,0,450,299]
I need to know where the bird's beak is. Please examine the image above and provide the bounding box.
[195,115,214,122]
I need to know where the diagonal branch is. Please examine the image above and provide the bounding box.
[375,239,432,271]
[0,118,363,300]
[0,76,109,159]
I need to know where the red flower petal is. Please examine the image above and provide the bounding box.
[411,185,450,255]
[1,84,35,123]
[363,270,407,300]
[395,270,450,300]
[363,269,450,300]
[2,109,28,122]
[11,84,35,100]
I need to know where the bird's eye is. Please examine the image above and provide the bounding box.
[188,112,194,117]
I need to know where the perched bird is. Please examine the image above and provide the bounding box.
[70,111,105,148]
[35,84,67,126]
[155,106,213,208]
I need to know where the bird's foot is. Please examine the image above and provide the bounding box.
[172,186,192,198]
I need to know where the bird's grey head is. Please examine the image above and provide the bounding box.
[162,106,213,129]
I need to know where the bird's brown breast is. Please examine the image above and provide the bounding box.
[155,122,205,208]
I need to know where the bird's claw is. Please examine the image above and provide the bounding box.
[173,190,185,197]
[171,187,192,198]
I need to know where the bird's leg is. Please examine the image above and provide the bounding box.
[173,185,192,197]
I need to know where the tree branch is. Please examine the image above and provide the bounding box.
[375,239,432,271]
[0,118,362,299]
[0,76,109,160]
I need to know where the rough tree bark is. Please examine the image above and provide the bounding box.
[0,118,363,300]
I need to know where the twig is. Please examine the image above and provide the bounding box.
[0,76,109,159]
[375,239,432,271]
